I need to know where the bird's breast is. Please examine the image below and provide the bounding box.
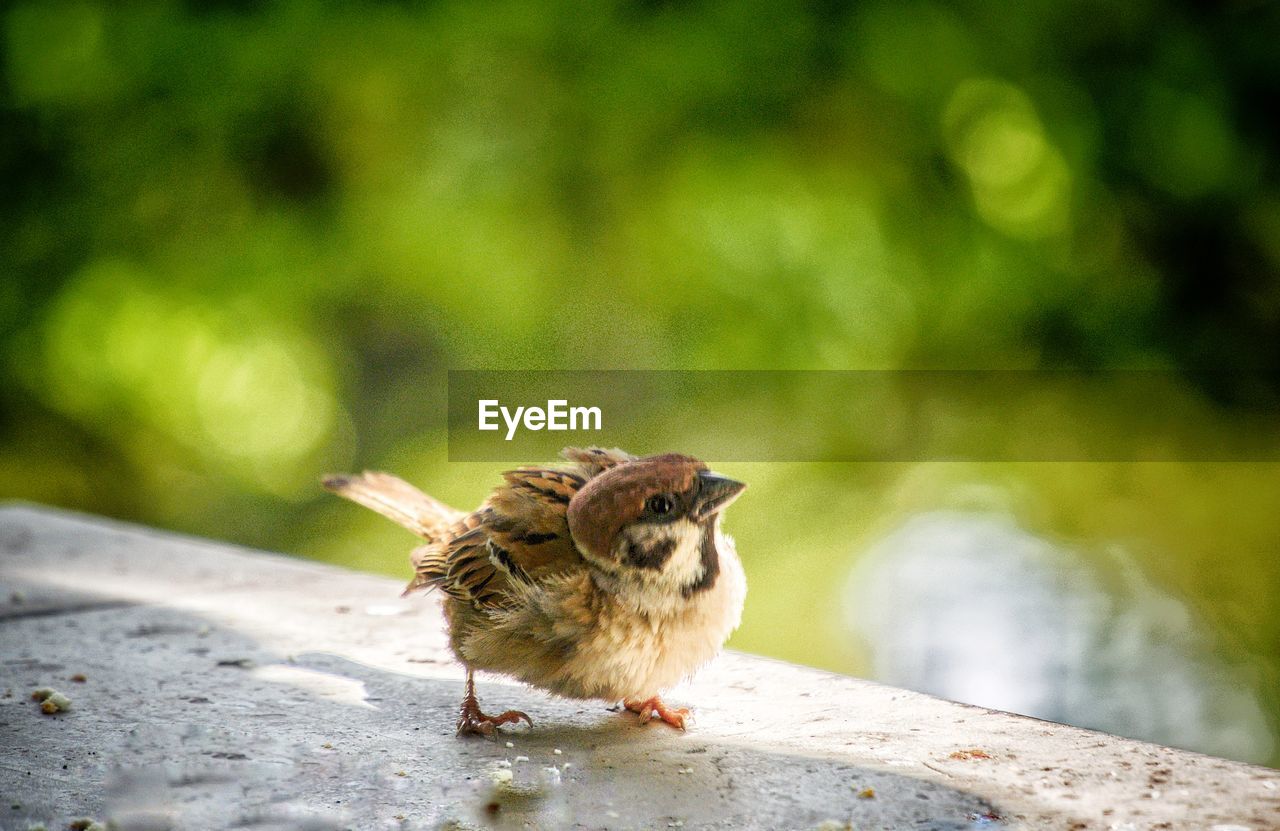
[457,540,746,702]
[554,543,746,700]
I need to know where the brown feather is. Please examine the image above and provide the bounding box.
[330,450,703,611]
[559,446,636,476]
[323,471,462,542]
[566,454,707,564]
[399,453,619,608]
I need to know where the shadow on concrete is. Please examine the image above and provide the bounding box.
[3,558,1016,830]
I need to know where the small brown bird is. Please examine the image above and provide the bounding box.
[323,447,746,736]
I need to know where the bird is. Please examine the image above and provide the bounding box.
[322,447,747,737]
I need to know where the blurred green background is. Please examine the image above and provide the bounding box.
[3,1,1279,766]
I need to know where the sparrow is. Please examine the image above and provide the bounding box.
[323,447,747,737]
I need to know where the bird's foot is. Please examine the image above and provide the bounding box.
[624,695,691,730]
[456,698,532,739]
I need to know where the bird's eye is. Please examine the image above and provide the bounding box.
[645,494,675,516]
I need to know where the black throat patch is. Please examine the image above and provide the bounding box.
[683,523,720,596]
[626,535,677,570]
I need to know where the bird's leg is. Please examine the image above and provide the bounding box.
[456,668,532,739]
[623,695,691,730]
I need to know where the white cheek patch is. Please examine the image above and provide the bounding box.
[667,520,705,579]
[618,520,704,583]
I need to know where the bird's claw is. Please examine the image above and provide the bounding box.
[624,696,691,730]
[457,706,532,739]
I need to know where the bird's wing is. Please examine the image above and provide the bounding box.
[406,465,591,608]
[322,471,463,542]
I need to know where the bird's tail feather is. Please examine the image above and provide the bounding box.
[322,471,463,543]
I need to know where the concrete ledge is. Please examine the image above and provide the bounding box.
[1,504,1277,830]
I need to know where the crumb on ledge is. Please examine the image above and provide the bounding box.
[32,688,71,714]
[68,820,109,831]
[948,749,992,761]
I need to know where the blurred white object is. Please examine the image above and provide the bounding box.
[845,511,1273,764]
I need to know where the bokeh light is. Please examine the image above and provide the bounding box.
[28,260,342,496]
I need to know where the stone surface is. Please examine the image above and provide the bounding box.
[0,504,1277,830]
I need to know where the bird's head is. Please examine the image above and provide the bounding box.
[566,453,745,598]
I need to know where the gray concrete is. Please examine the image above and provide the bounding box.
[0,505,1276,831]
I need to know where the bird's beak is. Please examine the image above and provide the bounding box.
[692,471,746,521]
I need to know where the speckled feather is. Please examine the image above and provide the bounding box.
[403,448,635,607]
